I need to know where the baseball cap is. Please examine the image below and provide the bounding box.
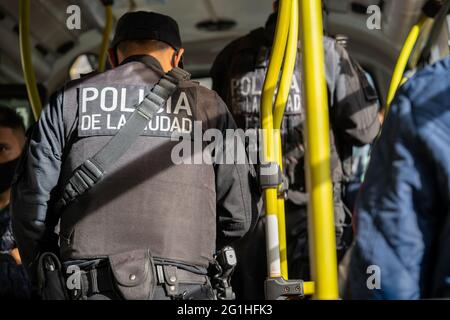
[111,11,183,50]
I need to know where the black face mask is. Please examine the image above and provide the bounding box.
[0,158,20,194]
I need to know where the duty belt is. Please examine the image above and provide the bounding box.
[69,262,208,300]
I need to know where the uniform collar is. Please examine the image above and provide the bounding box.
[120,55,165,75]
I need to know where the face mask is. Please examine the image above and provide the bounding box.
[0,158,20,193]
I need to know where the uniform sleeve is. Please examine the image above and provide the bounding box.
[11,91,65,283]
[344,93,437,299]
[330,43,381,147]
[213,94,260,248]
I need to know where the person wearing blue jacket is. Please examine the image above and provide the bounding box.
[344,56,450,299]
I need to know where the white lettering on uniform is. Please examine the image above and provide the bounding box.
[80,87,195,135]
[251,75,261,95]
[100,87,118,112]
[241,77,251,96]
[148,118,159,131]
[121,88,134,112]
[294,94,301,112]
[286,96,294,113]
[106,114,116,130]
[251,96,259,113]
[117,114,127,130]
[91,114,101,130]
[82,88,99,113]
[81,115,91,130]
[291,76,301,94]
[183,118,192,133]
[174,92,193,116]
[171,117,181,132]
[160,116,171,132]
[166,97,172,114]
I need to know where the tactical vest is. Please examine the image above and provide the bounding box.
[56,56,217,269]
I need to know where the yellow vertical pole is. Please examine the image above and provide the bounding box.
[261,0,290,279]
[98,4,114,72]
[19,0,42,120]
[386,15,428,109]
[273,0,299,280]
[299,0,338,300]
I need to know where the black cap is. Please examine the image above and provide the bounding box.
[111,11,182,50]
[422,0,445,18]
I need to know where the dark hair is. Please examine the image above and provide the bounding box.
[0,105,26,133]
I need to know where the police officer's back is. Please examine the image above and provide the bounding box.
[12,11,257,300]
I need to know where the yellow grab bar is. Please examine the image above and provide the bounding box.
[299,0,339,300]
[275,138,288,278]
[386,15,429,108]
[261,0,290,279]
[273,0,299,130]
[98,4,114,72]
[19,0,42,120]
[273,0,299,280]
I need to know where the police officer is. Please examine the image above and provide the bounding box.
[211,0,381,299]
[12,11,258,300]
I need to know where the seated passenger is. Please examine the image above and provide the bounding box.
[0,106,31,299]
[344,56,450,299]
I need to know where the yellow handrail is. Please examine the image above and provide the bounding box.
[273,0,299,280]
[19,0,42,120]
[386,15,429,109]
[273,0,299,130]
[261,0,290,279]
[299,0,339,300]
[98,4,114,72]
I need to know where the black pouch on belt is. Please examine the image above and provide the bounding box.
[37,252,69,300]
[108,249,156,300]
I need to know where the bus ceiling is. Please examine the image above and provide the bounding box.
[0,0,444,97]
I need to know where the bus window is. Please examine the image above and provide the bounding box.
[69,53,99,80]
[194,77,213,89]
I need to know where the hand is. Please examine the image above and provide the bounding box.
[10,248,22,265]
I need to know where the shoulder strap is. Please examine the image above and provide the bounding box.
[59,67,191,208]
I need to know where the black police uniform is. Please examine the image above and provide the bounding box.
[12,53,258,300]
[211,12,381,299]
